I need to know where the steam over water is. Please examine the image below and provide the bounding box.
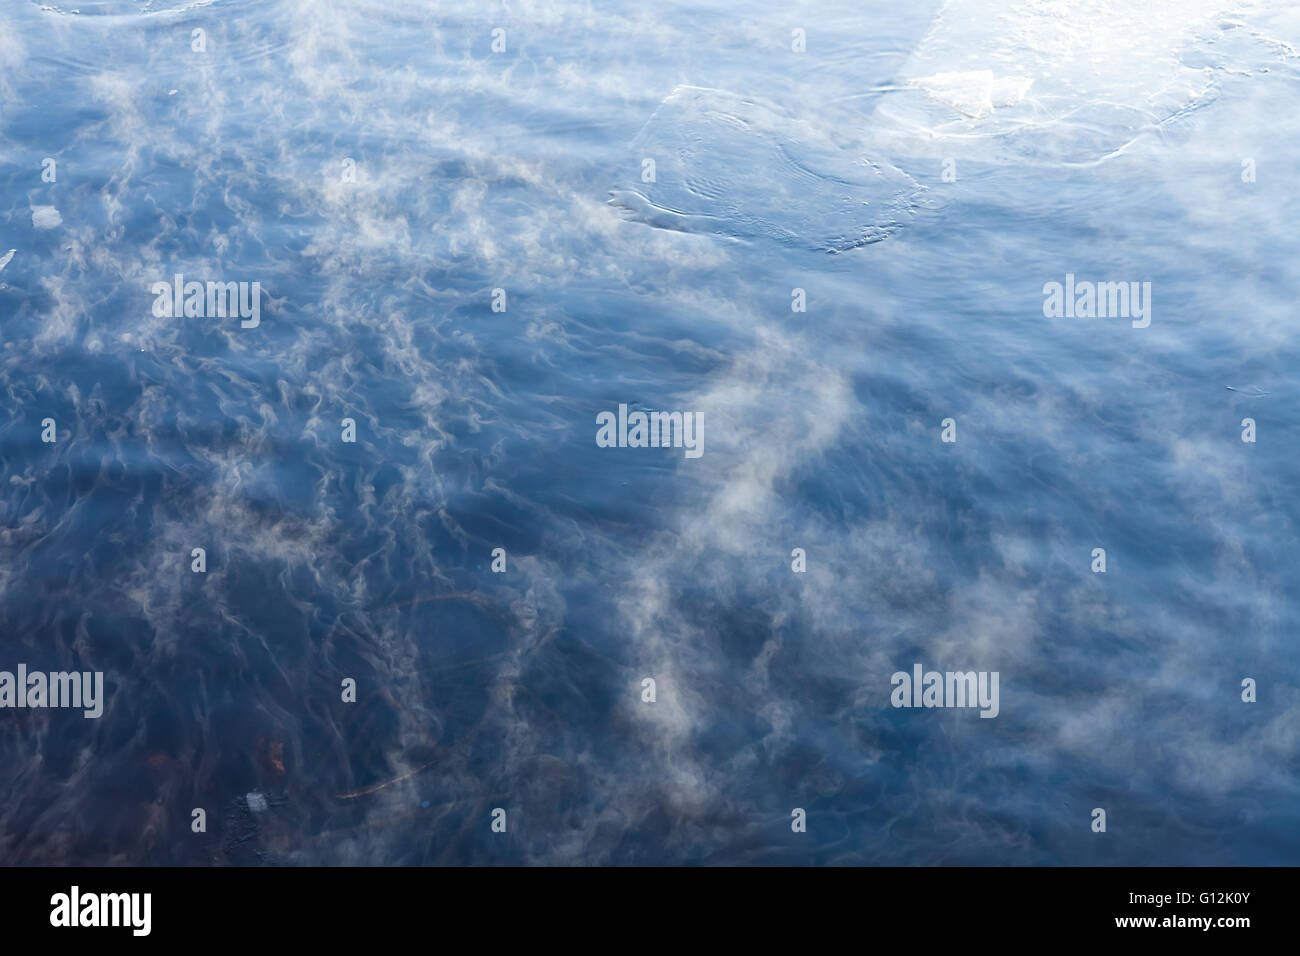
[1,0,1299,865]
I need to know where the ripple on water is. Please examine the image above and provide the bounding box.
[610,86,922,253]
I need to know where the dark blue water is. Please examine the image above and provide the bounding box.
[1,0,1298,865]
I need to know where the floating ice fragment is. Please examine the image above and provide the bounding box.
[872,0,1243,163]
[909,71,1033,119]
